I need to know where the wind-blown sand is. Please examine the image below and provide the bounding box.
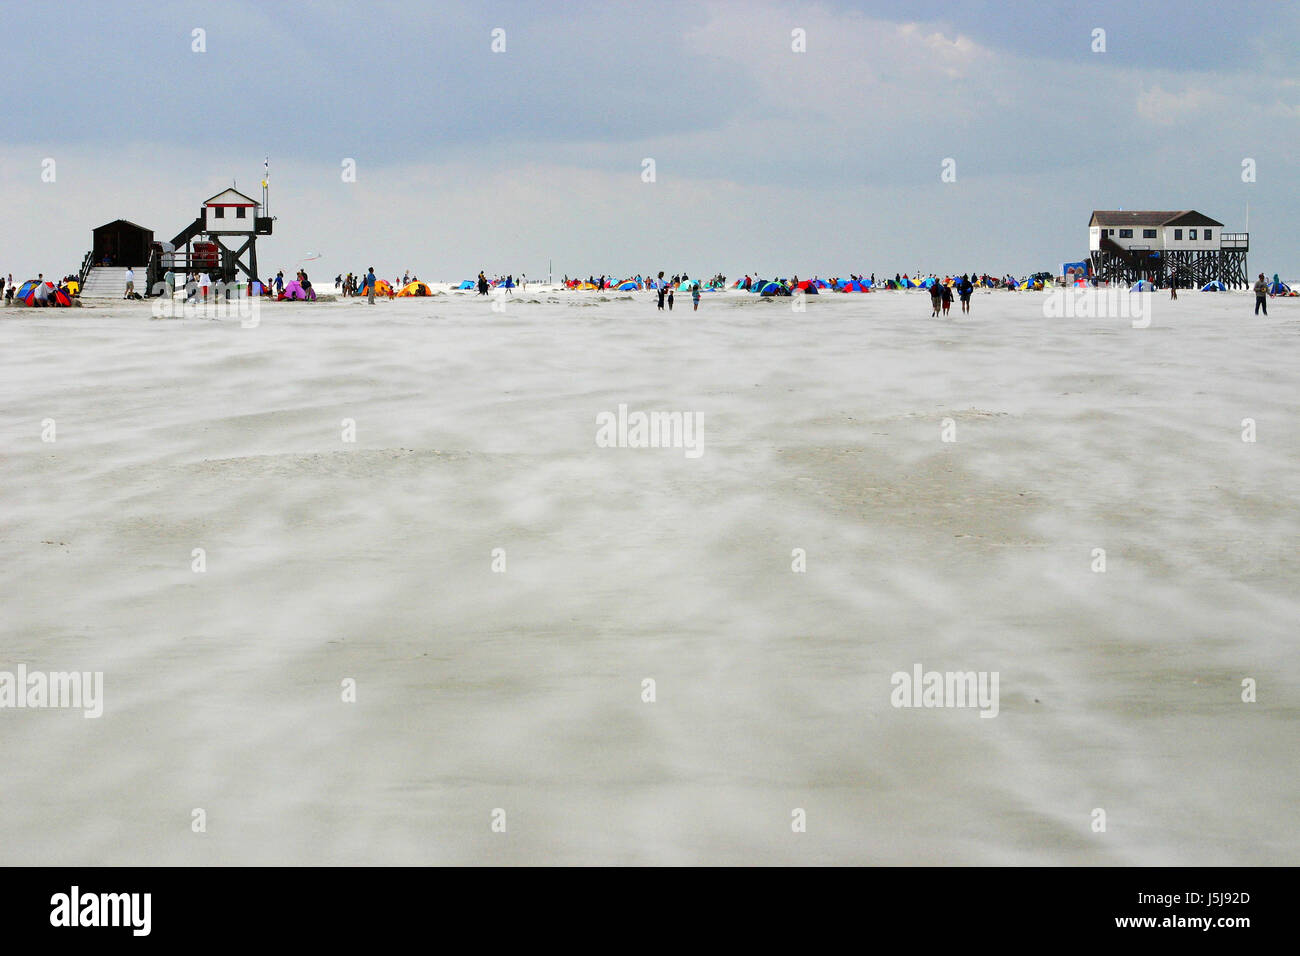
[1,288,1296,865]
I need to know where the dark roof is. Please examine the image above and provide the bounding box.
[92,219,154,233]
[1090,209,1223,228]
[1163,210,1223,227]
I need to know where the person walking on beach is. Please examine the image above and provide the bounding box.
[958,273,973,313]
[364,267,376,304]
[1169,274,1178,300]
[929,280,943,316]
[124,266,135,299]
[656,272,667,310]
[940,281,953,316]
[1254,273,1269,315]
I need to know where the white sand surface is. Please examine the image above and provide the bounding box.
[1,288,1297,865]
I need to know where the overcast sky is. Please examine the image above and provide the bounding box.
[2,0,1296,281]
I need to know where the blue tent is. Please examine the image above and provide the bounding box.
[758,281,790,296]
[1131,280,1154,292]
[1201,280,1226,292]
[1268,281,1291,294]
[455,280,475,290]
[616,281,640,291]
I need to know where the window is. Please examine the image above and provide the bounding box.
[1203,229,1212,241]
[213,207,225,219]
[1189,229,1197,240]
[1119,229,1133,239]
[236,207,247,219]
[1174,229,1183,240]
[1142,229,1157,239]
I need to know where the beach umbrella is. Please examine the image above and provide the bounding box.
[397,280,434,297]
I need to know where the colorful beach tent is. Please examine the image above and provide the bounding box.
[1268,280,1291,294]
[616,281,641,291]
[372,279,394,296]
[1201,280,1226,292]
[455,280,475,290]
[839,280,870,292]
[397,280,433,297]
[16,280,71,306]
[758,281,791,296]
[1130,280,1154,292]
[282,280,309,300]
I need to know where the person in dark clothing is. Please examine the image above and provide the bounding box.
[958,273,973,313]
[940,281,953,315]
[1254,273,1268,315]
[656,272,666,310]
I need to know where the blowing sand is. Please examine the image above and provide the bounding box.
[1,288,1296,865]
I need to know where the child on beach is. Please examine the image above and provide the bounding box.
[667,286,674,310]
[940,282,953,315]
[691,281,701,311]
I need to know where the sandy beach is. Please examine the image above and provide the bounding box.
[1,287,1296,865]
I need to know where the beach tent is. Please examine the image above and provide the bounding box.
[758,281,791,296]
[397,280,433,297]
[919,277,938,288]
[16,280,71,307]
[373,279,394,296]
[839,280,870,292]
[455,280,475,290]
[616,281,641,291]
[1268,280,1291,295]
[1130,280,1154,292]
[250,280,265,296]
[15,279,42,304]
[65,280,79,296]
[811,278,830,289]
[282,279,309,300]
[794,279,820,294]
[1201,280,1226,292]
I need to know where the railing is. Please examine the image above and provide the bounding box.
[77,250,94,288]
[1220,233,1248,249]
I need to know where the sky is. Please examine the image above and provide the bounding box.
[1,0,1296,281]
